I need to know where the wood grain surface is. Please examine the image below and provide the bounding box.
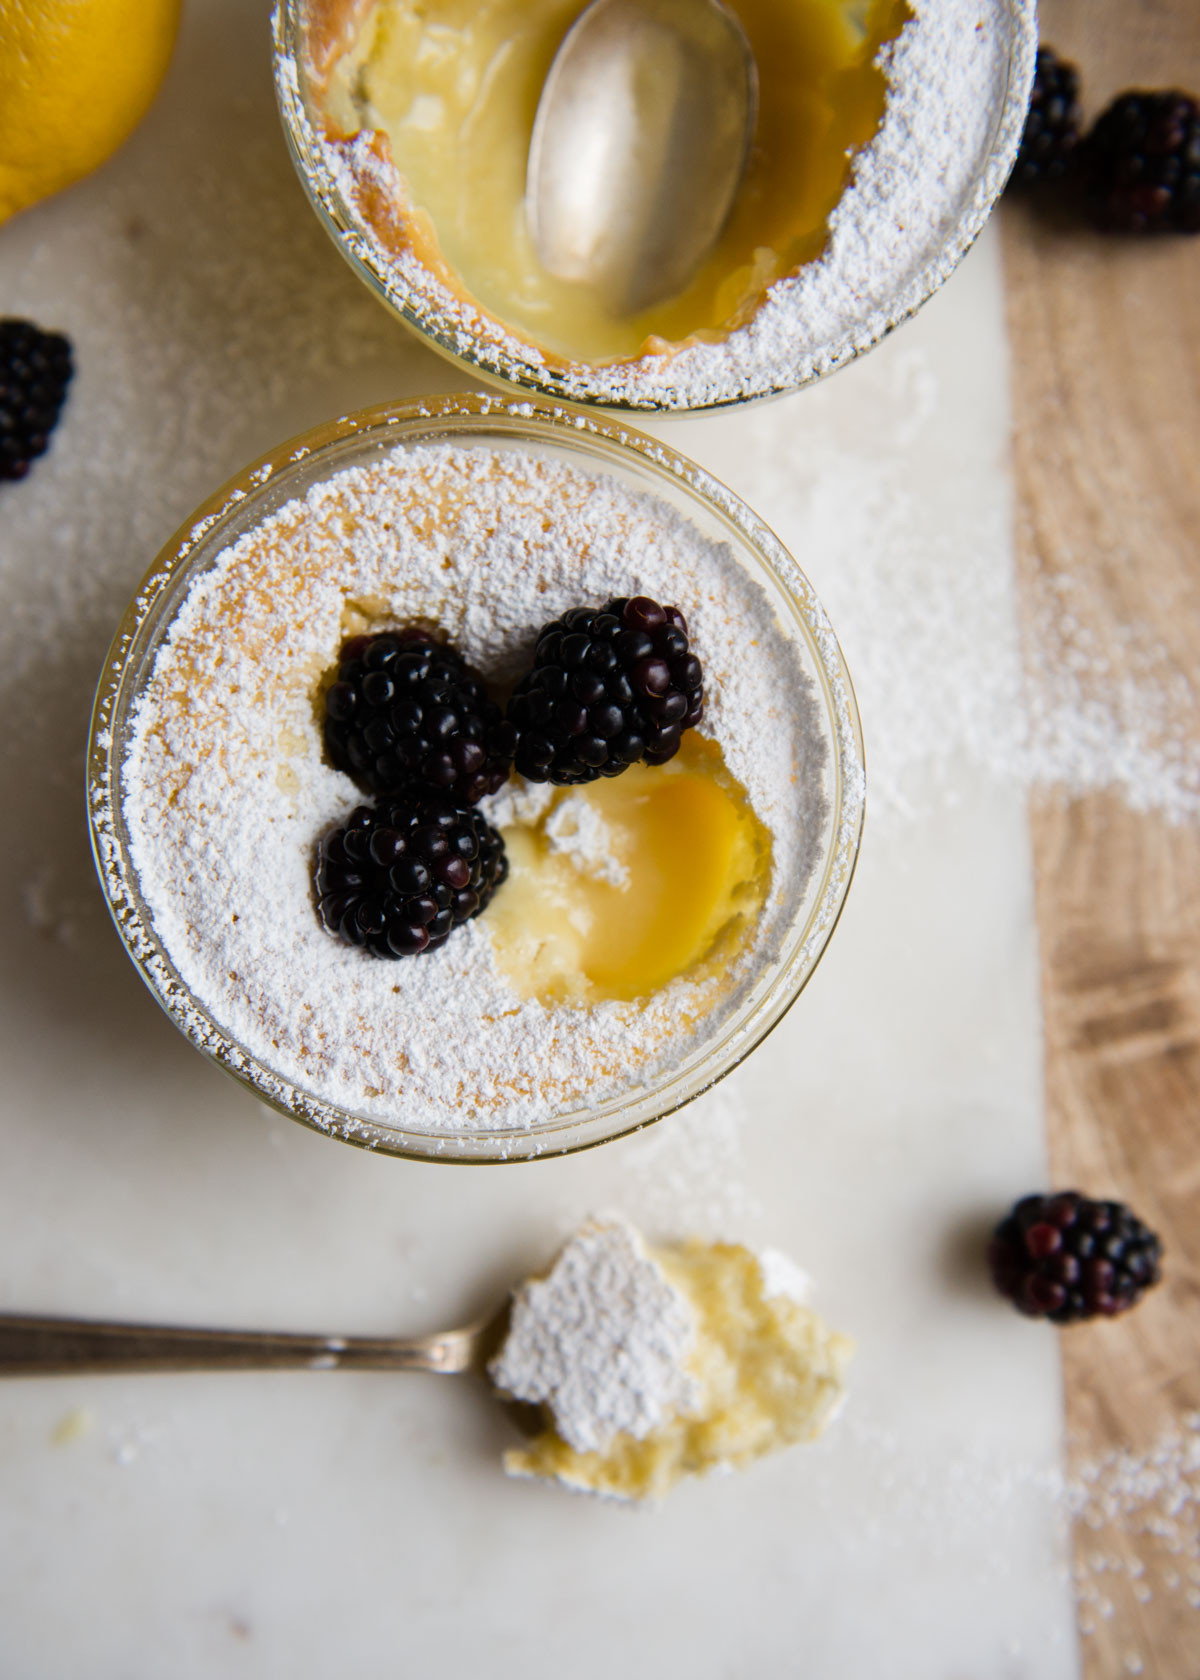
[1002,1,1200,1674]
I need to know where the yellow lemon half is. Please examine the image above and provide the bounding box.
[0,0,181,225]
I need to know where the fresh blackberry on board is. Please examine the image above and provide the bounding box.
[0,318,73,483]
[316,794,508,958]
[1012,47,1082,185]
[1082,91,1200,233]
[324,629,514,803]
[509,595,704,785]
[987,1192,1163,1323]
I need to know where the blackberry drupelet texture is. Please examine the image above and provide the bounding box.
[1012,47,1082,185]
[324,630,514,803]
[316,793,508,958]
[1082,91,1200,233]
[987,1192,1163,1323]
[508,596,705,786]
[0,318,73,482]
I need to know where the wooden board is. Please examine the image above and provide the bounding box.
[1002,2,1200,1673]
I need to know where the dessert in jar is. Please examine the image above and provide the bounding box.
[88,396,864,1162]
[273,0,1036,409]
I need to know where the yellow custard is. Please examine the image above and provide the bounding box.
[488,733,771,1004]
[320,0,910,363]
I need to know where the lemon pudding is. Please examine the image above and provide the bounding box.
[113,409,842,1146]
[489,735,771,1005]
[275,0,1035,406]
[490,1217,852,1501]
[313,0,908,365]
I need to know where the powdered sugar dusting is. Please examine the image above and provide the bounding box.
[489,1217,698,1454]
[1022,570,1200,826]
[708,341,1200,831]
[118,439,832,1136]
[1067,1414,1200,1648]
[800,1402,1200,1667]
[759,1247,813,1304]
[542,798,630,890]
[546,1084,764,1244]
[275,0,1036,409]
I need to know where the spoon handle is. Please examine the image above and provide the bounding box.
[0,1313,478,1377]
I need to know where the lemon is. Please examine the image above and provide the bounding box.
[0,0,181,225]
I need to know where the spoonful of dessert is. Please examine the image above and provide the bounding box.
[0,1220,848,1502]
[527,0,758,316]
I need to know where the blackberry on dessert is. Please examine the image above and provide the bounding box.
[0,317,73,483]
[509,595,704,785]
[316,793,508,958]
[1082,91,1200,233]
[324,629,514,802]
[1011,47,1081,185]
[987,1191,1163,1322]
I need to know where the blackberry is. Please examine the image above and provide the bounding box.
[508,595,704,785]
[324,630,513,803]
[1012,47,1082,185]
[0,318,73,483]
[987,1192,1162,1323]
[1082,91,1200,233]
[315,793,508,958]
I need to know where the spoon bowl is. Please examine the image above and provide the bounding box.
[527,0,758,315]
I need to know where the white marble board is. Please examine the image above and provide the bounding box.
[0,2,1079,1674]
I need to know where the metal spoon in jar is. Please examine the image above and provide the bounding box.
[527,0,758,316]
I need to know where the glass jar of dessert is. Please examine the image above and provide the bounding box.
[88,395,863,1162]
[272,0,1035,410]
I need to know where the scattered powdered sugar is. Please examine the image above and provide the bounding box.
[279,0,1035,409]
[758,1247,813,1305]
[716,344,1200,830]
[572,1084,766,1239]
[488,1217,698,1454]
[1069,1416,1200,1545]
[806,1403,1200,1667]
[119,440,830,1135]
[1066,1414,1200,1647]
[1021,569,1200,826]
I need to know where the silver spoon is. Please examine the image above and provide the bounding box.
[0,1305,551,1428]
[0,1308,505,1378]
[0,1307,559,1434]
[527,0,758,316]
